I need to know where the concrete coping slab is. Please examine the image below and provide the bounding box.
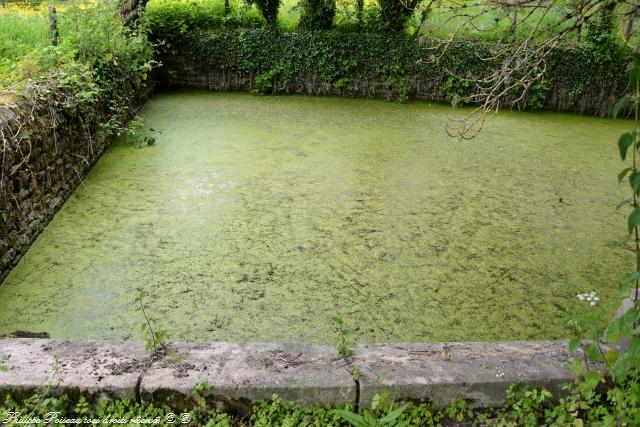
[0,339,148,402]
[354,341,574,408]
[0,338,581,411]
[139,342,356,412]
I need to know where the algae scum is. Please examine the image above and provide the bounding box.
[0,92,632,342]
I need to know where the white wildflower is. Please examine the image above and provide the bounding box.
[577,291,599,307]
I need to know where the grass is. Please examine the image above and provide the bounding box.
[407,2,576,41]
[0,0,145,89]
[0,3,49,87]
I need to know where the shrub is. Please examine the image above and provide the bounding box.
[299,0,336,30]
[142,0,225,39]
[1,0,154,148]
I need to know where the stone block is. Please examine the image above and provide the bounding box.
[354,341,573,408]
[140,342,356,413]
[0,339,148,401]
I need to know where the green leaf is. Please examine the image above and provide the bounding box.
[379,405,408,425]
[620,271,640,286]
[333,410,367,427]
[622,307,640,326]
[612,95,631,119]
[630,67,640,86]
[628,206,640,233]
[631,175,640,195]
[619,168,633,184]
[363,413,377,425]
[619,133,634,160]
[604,349,619,365]
[616,198,632,209]
[584,370,604,388]
[607,317,628,342]
[569,337,580,353]
[571,358,584,376]
[584,342,603,362]
[371,393,383,410]
[613,234,630,247]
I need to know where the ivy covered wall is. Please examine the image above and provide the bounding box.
[155,29,629,117]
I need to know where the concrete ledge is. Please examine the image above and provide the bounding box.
[354,341,574,408]
[140,342,355,412]
[0,338,580,410]
[0,339,147,402]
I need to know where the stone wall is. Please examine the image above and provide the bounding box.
[157,40,629,118]
[159,50,459,102]
[0,83,152,282]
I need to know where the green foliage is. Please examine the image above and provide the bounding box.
[59,0,145,69]
[333,406,406,427]
[141,0,640,41]
[585,2,617,47]
[528,78,549,111]
[254,65,284,94]
[299,0,336,30]
[183,30,431,103]
[0,0,156,169]
[174,29,628,112]
[187,382,234,426]
[60,0,155,133]
[1,381,638,426]
[441,75,469,107]
[332,315,354,358]
[134,287,168,352]
[597,51,640,387]
[143,0,268,40]
[332,0,385,33]
[144,0,229,37]
[121,115,160,147]
[251,394,350,426]
[0,357,7,372]
[0,0,155,92]
[491,384,553,426]
[334,391,408,427]
[0,4,49,88]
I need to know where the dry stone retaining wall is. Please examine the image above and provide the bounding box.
[0,82,152,282]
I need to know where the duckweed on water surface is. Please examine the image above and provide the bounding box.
[0,92,632,342]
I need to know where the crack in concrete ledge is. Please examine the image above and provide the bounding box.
[134,372,144,404]
[353,376,361,412]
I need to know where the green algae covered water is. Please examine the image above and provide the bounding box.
[0,92,632,343]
